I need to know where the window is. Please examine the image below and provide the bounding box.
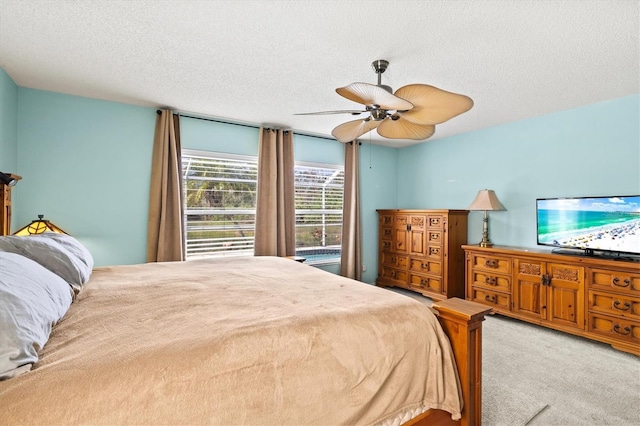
[182,150,344,265]
[294,162,344,264]
[182,150,258,259]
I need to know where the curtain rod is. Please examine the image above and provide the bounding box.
[156,109,337,142]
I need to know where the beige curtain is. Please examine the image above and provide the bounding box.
[340,141,362,280]
[147,109,185,262]
[254,128,296,256]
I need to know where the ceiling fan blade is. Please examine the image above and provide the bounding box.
[336,83,414,111]
[294,109,366,116]
[377,118,436,141]
[331,119,381,143]
[393,84,473,125]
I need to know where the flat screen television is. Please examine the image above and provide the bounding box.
[536,195,640,258]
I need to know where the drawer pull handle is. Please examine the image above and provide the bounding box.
[613,324,631,335]
[613,300,632,311]
[484,294,497,303]
[484,276,497,286]
[484,259,498,268]
[612,277,630,287]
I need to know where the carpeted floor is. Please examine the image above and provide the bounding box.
[389,288,640,426]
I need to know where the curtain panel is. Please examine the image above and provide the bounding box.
[254,128,296,257]
[147,110,185,262]
[340,141,362,280]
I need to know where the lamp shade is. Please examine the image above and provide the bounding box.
[0,171,18,187]
[13,215,69,236]
[467,189,506,211]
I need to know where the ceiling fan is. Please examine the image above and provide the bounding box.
[296,59,474,143]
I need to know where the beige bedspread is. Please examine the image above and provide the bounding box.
[0,256,462,425]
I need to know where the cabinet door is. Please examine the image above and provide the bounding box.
[513,258,546,320]
[547,263,585,329]
[408,214,427,256]
[394,215,409,254]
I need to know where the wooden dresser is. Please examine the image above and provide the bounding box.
[376,209,468,301]
[463,245,640,355]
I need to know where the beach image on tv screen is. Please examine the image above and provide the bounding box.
[537,196,640,254]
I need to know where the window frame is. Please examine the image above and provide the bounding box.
[181,149,344,265]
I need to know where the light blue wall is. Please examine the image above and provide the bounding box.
[397,94,640,250]
[0,68,18,177]
[3,65,636,281]
[181,117,259,155]
[359,142,399,282]
[15,89,156,266]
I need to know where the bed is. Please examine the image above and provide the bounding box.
[0,233,490,425]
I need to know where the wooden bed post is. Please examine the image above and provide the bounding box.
[1,173,21,236]
[434,298,492,426]
[407,298,491,426]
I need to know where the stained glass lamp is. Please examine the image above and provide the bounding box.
[14,215,69,236]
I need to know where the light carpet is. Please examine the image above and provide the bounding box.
[389,288,640,426]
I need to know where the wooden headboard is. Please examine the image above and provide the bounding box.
[1,173,21,236]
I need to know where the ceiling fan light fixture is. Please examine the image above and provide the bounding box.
[331,118,381,143]
[394,84,474,125]
[377,118,436,141]
[296,59,473,144]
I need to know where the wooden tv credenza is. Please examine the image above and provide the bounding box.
[463,245,639,356]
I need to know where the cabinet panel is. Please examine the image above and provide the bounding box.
[546,263,584,328]
[513,258,546,319]
[394,227,409,254]
[410,228,426,256]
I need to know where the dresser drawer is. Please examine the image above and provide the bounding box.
[425,245,443,260]
[427,231,443,245]
[468,287,511,311]
[468,252,511,274]
[379,266,408,284]
[410,258,442,275]
[469,270,511,292]
[588,268,640,295]
[588,312,640,345]
[589,290,640,321]
[381,227,393,240]
[427,215,445,229]
[381,252,408,269]
[409,273,442,293]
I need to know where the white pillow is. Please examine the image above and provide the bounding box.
[0,252,73,380]
[0,233,93,295]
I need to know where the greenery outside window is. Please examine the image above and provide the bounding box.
[182,149,344,264]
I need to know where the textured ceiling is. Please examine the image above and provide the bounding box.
[0,0,638,147]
